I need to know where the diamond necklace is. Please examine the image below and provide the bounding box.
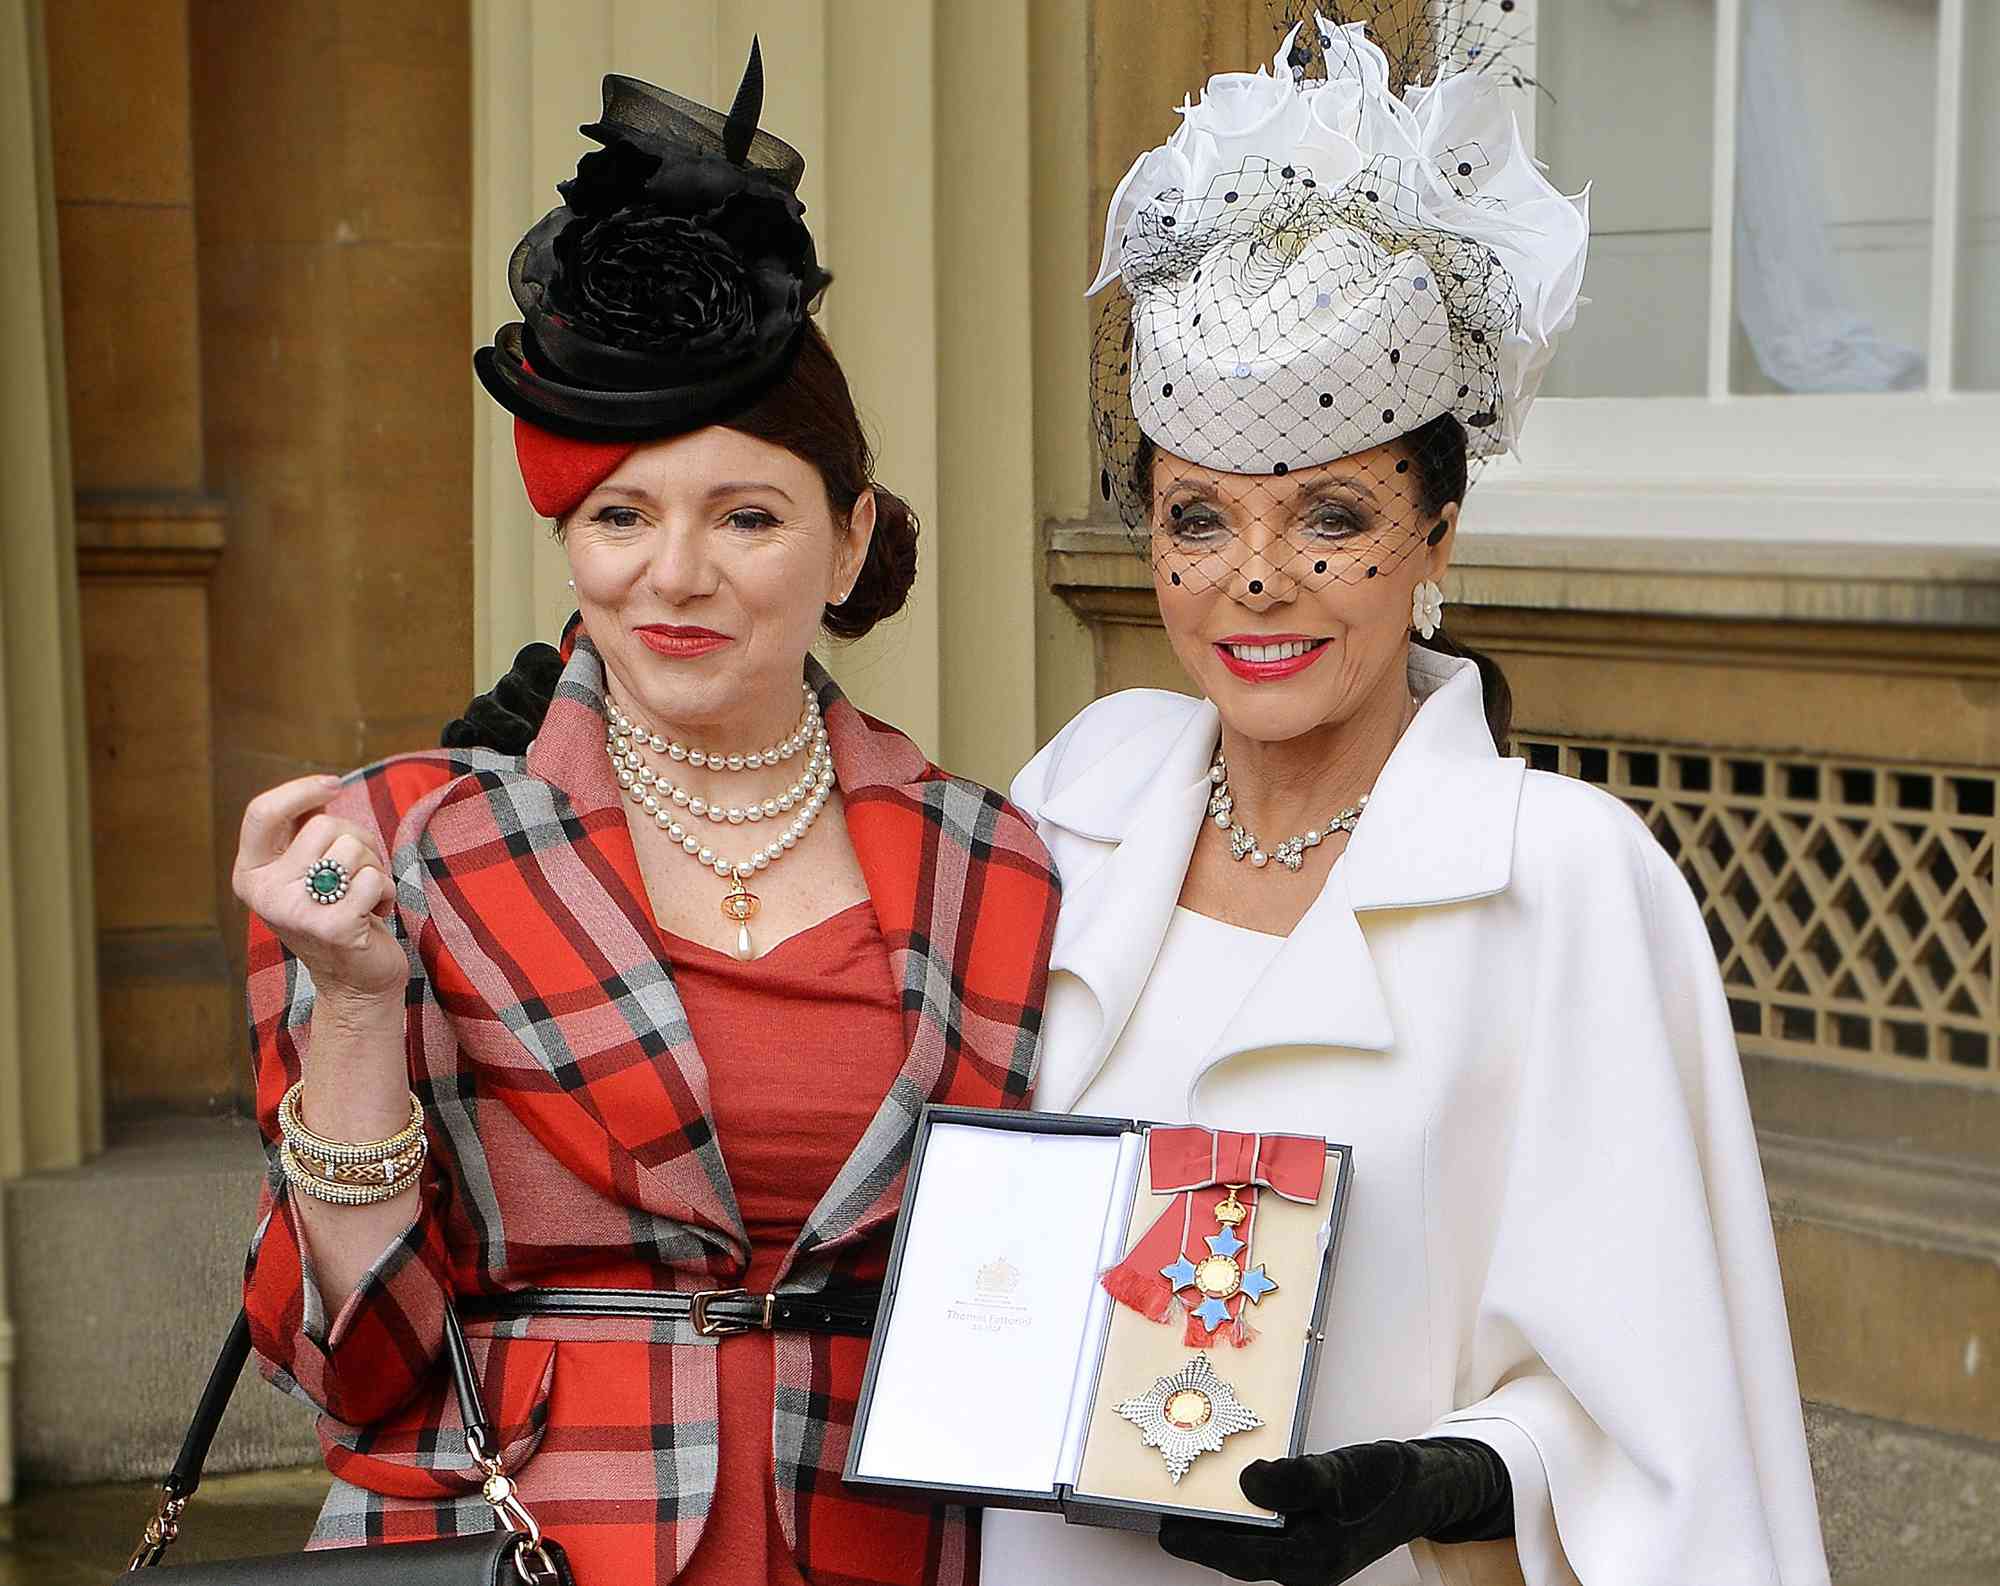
[606,684,835,959]
[1207,749,1368,873]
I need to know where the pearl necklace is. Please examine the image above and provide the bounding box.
[613,682,821,772]
[1207,750,1369,872]
[606,686,835,959]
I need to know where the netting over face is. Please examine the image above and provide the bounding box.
[1130,400,1465,599]
[1144,428,1461,753]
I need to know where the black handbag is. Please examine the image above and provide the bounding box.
[120,1307,574,1584]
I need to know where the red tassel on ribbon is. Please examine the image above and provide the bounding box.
[1101,1127,1325,1349]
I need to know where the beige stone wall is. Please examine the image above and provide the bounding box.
[1,0,105,1501]
[36,2,475,1114]
[42,0,227,1114]
[44,0,203,496]
[192,3,475,1075]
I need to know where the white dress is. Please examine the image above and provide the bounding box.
[982,650,1830,1586]
[1073,906,1286,1121]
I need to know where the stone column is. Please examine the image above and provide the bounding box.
[191,2,475,1008]
[45,0,237,1112]
[0,0,106,1503]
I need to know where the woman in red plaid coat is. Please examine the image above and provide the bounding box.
[232,48,1058,1586]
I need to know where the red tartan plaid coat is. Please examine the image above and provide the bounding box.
[242,637,1059,1584]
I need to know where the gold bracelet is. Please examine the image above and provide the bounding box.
[279,1081,424,1165]
[286,1138,427,1188]
[282,1143,426,1206]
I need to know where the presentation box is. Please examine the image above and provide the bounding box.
[844,1105,1351,1532]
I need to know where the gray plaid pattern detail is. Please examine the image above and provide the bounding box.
[309,1479,501,1545]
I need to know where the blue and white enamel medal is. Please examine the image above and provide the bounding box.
[1159,1185,1280,1334]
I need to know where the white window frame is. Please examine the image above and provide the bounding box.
[1480,0,2000,546]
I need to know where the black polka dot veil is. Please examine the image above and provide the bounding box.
[1089,6,1587,596]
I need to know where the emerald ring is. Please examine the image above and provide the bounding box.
[304,858,350,906]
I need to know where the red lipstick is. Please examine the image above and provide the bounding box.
[1213,634,1331,683]
[635,624,732,658]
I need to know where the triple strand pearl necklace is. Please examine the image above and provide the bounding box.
[606,682,835,959]
[1207,749,1369,872]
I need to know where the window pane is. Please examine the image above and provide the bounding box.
[1533,0,1716,397]
[1729,0,1933,395]
[1958,0,2000,390]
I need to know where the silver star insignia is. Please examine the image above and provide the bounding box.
[1115,1354,1264,1483]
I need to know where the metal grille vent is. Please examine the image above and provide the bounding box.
[1520,739,1999,1087]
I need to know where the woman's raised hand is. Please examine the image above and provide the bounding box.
[231,775,407,1006]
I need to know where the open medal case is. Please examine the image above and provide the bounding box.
[844,1105,1352,1531]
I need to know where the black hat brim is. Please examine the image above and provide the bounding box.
[474,321,803,443]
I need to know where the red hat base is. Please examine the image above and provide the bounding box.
[513,417,640,521]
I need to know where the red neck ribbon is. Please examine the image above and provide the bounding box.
[1100,1126,1325,1349]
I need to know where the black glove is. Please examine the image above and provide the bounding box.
[440,642,563,755]
[1157,1437,1513,1586]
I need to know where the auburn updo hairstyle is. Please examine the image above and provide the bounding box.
[718,320,918,640]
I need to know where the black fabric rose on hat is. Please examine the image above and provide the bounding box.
[475,40,833,440]
[554,206,761,363]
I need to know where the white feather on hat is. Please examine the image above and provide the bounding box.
[1090,13,1588,480]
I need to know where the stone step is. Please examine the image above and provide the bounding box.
[1,1116,319,1486]
[1806,1402,2000,1582]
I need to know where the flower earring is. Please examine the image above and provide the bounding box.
[1411,580,1444,640]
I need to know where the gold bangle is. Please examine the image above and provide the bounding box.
[286,1138,427,1188]
[282,1144,425,1206]
[279,1081,424,1165]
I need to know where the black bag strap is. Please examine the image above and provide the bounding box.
[129,1305,521,1571]
[161,1311,252,1504]
[160,1307,491,1500]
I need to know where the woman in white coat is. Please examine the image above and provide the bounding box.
[980,15,1830,1586]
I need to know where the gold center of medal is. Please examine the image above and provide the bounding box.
[1194,1255,1242,1299]
[1164,1389,1214,1430]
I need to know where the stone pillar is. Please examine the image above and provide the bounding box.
[43,0,239,1113]
[75,501,233,1111]
[191,1,475,1005]
[0,0,106,1502]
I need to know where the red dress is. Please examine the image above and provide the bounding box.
[666,902,910,1586]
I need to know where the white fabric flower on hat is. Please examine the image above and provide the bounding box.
[1090,12,1589,471]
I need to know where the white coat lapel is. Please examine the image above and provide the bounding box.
[1340,652,1526,914]
[1194,654,1527,1087]
[1036,699,1221,1113]
[1188,864,1397,1113]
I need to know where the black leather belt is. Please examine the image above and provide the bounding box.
[459,1285,880,1338]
